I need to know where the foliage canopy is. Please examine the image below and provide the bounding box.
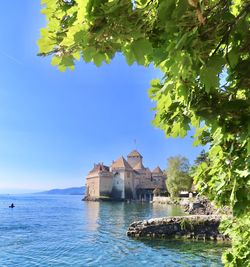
[166,156,193,197]
[38,0,250,265]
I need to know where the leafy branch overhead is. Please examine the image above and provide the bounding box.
[38,0,250,266]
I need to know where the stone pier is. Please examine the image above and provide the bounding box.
[127,215,230,241]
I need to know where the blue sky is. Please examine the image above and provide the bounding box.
[0,1,203,193]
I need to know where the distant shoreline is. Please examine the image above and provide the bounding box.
[0,186,85,196]
[35,186,85,195]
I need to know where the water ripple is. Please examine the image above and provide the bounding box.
[0,195,227,267]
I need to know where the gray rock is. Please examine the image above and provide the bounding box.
[127,215,230,241]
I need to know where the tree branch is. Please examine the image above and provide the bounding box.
[211,3,250,57]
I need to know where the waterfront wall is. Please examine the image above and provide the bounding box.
[152,196,190,206]
[152,196,172,204]
[127,215,230,241]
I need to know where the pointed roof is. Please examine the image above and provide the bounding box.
[89,163,110,174]
[133,161,145,170]
[112,156,133,170]
[127,150,143,158]
[152,166,163,174]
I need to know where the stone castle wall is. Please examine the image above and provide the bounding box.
[99,173,113,197]
[87,175,100,198]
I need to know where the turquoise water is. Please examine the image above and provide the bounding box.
[0,195,227,266]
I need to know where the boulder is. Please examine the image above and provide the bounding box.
[127,215,230,241]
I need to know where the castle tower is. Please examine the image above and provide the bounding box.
[152,166,167,190]
[111,156,134,200]
[127,150,143,169]
[86,163,113,199]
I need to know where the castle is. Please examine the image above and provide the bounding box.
[85,150,167,201]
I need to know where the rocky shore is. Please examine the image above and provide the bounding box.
[183,198,216,215]
[82,195,114,201]
[153,196,232,216]
[127,215,230,241]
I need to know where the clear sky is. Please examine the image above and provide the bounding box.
[0,1,204,194]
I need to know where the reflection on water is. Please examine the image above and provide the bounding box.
[84,201,100,232]
[150,203,185,218]
[0,195,226,267]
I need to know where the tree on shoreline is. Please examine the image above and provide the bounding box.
[38,0,250,265]
[166,156,192,197]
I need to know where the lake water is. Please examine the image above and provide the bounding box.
[0,195,226,266]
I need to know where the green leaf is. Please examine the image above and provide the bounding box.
[172,122,181,138]
[158,0,175,22]
[247,140,250,155]
[200,67,218,92]
[131,39,152,66]
[37,29,56,54]
[51,56,62,66]
[164,93,172,109]
[192,138,201,147]
[82,47,96,62]
[228,47,239,68]
[93,53,106,67]
[213,127,223,144]
[209,145,222,157]
[58,55,74,71]
[173,0,189,19]
[73,51,81,61]
[200,55,225,92]
[235,169,250,178]
[122,46,136,66]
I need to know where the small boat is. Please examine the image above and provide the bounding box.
[9,203,15,208]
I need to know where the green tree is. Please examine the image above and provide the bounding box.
[190,149,209,179]
[153,187,161,196]
[166,156,193,197]
[194,149,209,166]
[38,0,250,265]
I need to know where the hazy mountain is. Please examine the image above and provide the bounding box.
[37,186,85,195]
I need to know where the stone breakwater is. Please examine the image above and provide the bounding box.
[127,215,230,241]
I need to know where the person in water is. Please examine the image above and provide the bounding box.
[9,203,15,208]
